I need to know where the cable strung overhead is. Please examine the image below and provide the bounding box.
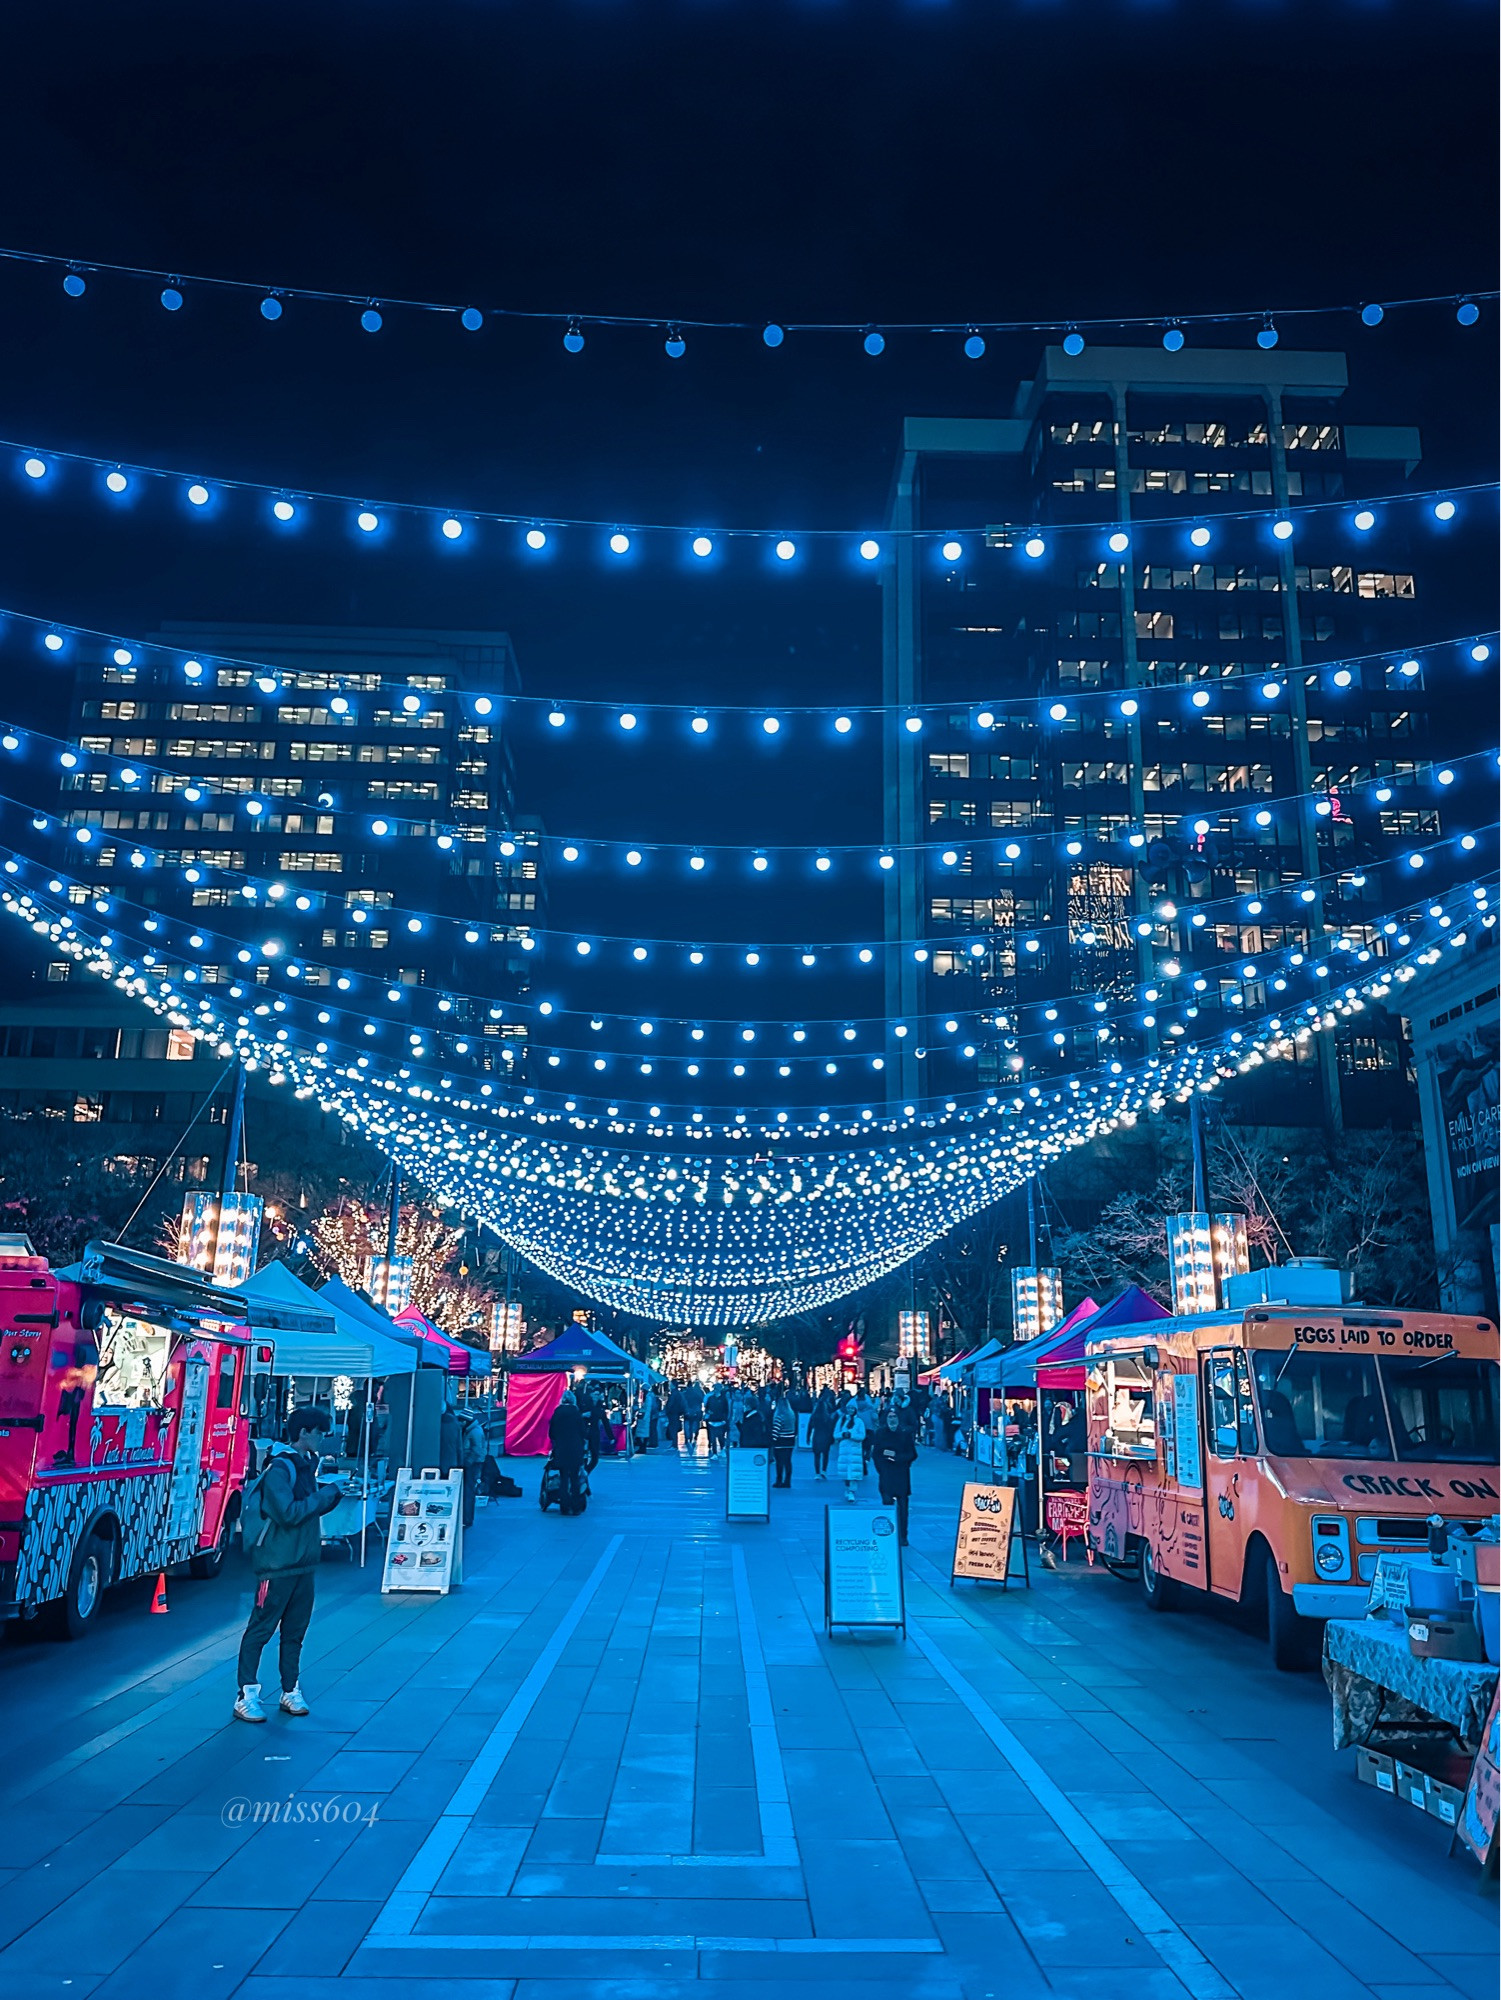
[0,243,1489,355]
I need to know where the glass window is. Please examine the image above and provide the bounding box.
[1206,1350,1260,1455]
[1099,1354,1158,1460]
[1252,1350,1392,1458]
[1379,1356,1499,1464]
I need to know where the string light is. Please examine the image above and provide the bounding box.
[5,874,1481,1320]
[7,432,1488,559]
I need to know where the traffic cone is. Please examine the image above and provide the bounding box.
[149,1571,168,1614]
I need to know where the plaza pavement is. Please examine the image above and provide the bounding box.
[0,1439,1493,2000]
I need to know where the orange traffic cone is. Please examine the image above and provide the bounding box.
[149,1571,168,1614]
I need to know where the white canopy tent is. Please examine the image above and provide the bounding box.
[231,1260,418,1377]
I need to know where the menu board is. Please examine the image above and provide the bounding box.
[825,1506,905,1632]
[726,1446,771,1522]
[1172,1372,1202,1491]
[1458,1680,1500,1870]
[381,1467,464,1594]
[951,1481,1029,1589]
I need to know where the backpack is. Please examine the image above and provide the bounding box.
[238,1452,288,1561]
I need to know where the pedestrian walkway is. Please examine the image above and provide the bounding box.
[0,1443,1492,2000]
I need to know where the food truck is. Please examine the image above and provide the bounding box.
[1086,1298,1500,1667]
[0,1236,257,1636]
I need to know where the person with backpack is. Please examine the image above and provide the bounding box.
[458,1405,489,1528]
[234,1406,344,1724]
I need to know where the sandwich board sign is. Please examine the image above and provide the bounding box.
[726,1446,771,1522]
[950,1480,1029,1589]
[824,1505,905,1634]
[381,1467,464,1593]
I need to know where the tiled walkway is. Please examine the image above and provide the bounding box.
[0,1442,1493,2000]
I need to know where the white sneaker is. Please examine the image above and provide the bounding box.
[280,1684,310,1716]
[234,1684,267,1724]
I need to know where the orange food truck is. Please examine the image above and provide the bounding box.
[1086,1294,1499,1667]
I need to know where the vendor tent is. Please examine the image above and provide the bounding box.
[1023,1286,1170,1394]
[230,1260,417,1377]
[938,1337,1002,1383]
[976,1297,1100,1392]
[511,1324,660,1380]
[316,1275,442,1369]
[393,1304,492,1376]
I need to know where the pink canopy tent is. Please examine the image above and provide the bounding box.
[393,1304,479,1375]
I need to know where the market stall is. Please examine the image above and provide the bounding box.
[393,1303,493,1391]
[505,1324,661,1457]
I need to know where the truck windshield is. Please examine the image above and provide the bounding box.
[1378,1355,1499,1464]
[1250,1351,1393,1458]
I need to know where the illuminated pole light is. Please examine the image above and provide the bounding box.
[1010,1267,1063,1342]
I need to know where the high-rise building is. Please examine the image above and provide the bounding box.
[883,345,1450,1128]
[50,625,543,1088]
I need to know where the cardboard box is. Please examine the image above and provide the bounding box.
[1425,1774,1465,1826]
[1408,1613,1486,1662]
[1393,1756,1431,1810]
[1354,1746,1396,1793]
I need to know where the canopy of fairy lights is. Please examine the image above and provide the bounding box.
[6,871,1492,1322]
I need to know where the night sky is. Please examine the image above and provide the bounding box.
[0,0,1494,1068]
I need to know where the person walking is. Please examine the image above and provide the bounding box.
[809,1388,836,1479]
[680,1379,704,1451]
[855,1385,880,1473]
[771,1386,797,1488]
[234,1406,344,1723]
[872,1407,918,1545]
[834,1397,867,1502]
[548,1388,588,1515]
[704,1382,728,1454]
[458,1402,489,1529]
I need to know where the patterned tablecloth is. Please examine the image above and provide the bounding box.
[1323,1614,1498,1750]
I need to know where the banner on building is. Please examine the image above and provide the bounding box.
[1435,1025,1500,1234]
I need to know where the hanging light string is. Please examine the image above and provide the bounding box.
[22,605,1495,757]
[3,245,1491,354]
[14,865,1484,1134]
[10,434,1493,553]
[30,754,1492,974]
[9,878,1488,1320]
[25,857,1488,1100]
[38,693,1490,868]
[10,827,1491,1137]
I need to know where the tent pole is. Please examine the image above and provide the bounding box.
[359,1372,372,1568]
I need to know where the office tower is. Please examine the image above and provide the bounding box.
[883,345,1443,1128]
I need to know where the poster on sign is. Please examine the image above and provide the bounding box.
[950,1481,1029,1589]
[381,1467,464,1594]
[1457,1680,1499,1872]
[824,1506,906,1634]
[726,1447,771,1522]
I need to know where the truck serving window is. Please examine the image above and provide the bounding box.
[1378,1356,1499,1464]
[1099,1354,1157,1460]
[95,1312,171,1411]
[1251,1350,1393,1459]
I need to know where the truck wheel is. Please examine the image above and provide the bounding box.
[1265,1550,1316,1671]
[55,1531,111,1639]
[1140,1541,1180,1612]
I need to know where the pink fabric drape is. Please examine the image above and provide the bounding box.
[505,1372,566,1456]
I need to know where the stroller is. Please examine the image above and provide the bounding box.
[539,1459,590,1514]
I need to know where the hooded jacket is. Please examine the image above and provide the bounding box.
[245,1443,342,1577]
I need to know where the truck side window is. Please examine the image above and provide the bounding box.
[216,1349,237,1412]
[1233,1350,1258,1453]
[1206,1351,1240,1457]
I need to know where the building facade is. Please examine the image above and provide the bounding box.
[882,345,1449,1128]
[43,625,542,1090]
[1403,937,1500,1316]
